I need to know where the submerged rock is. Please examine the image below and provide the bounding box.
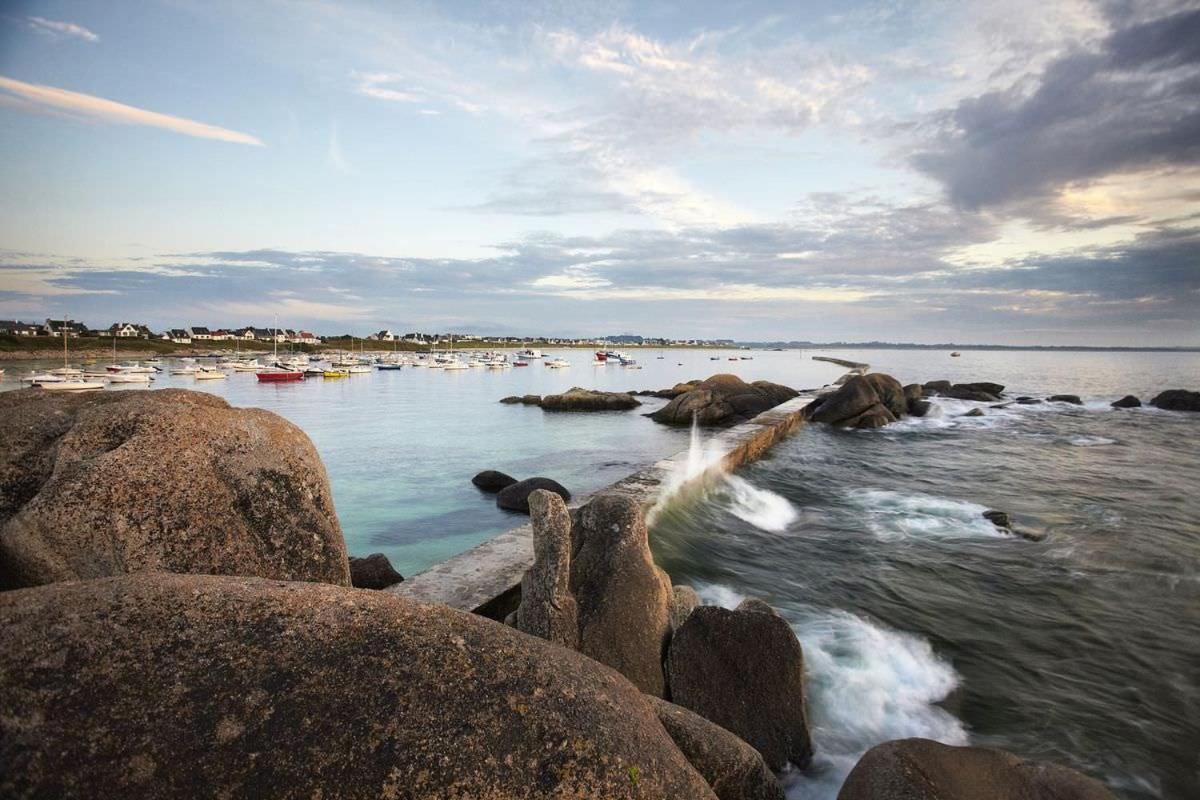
[805,373,907,429]
[666,602,813,771]
[540,387,642,411]
[348,553,404,589]
[983,510,1045,542]
[1048,394,1084,405]
[515,492,673,696]
[963,408,985,417]
[0,573,717,799]
[496,477,571,513]
[838,738,1116,800]
[471,469,518,492]
[1111,395,1141,409]
[1150,389,1200,412]
[908,399,932,417]
[0,388,349,590]
[649,375,798,427]
[499,394,543,406]
[1016,396,1043,405]
[649,697,785,800]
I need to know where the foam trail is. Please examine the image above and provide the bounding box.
[786,610,967,799]
[724,474,798,532]
[651,414,728,520]
[844,488,1009,541]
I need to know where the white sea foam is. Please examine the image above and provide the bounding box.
[844,488,1008,541]
[694,582,747,609]
[1069,435,1116,447]
[786,610,968,799]
[723,474,798,532]
[649,414,728,522]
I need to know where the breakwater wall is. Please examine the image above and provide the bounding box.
[390,394,816,617]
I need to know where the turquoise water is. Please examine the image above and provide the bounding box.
[0,348,844,574]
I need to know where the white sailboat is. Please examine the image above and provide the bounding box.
[39,318,104,391]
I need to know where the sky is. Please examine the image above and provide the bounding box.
[0,0,1197,344]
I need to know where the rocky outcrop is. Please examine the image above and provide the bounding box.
[633,382,701,399]
[923,381,1005,402]
[471,469,518,492]
[666,603,812,771]
[0,389,349,590]
[838,738,1116,800]
[499,394,542,406]
[650,697,785,800]
[0,573,717,799]
[1016,396,1043,405]
[649,375,799,427]
[496,477,571,513]
[514,492,673,696]
[670,584,701,631]
[1151,389,1200,412]
[541,387,642,411]
[348,553,404,589]
[1111,395,1141,408]
[804,373,908,429]
[514,490,578,648]
[1048,394,1083,405]
[983,510,1045,542]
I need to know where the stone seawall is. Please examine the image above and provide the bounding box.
[389,395,815,615]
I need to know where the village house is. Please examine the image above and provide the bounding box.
[167,329,192,344]
[292,330,318,344]
[189,326,213,340]
[44,318,88,337]
[0,320,43,336]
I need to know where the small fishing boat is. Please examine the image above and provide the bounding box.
[107,373,152,383]
[39,380,105,391]
[513,360,528,367]
[546,357,570,368]
[951,352,961,357]
[256,318,304,382]
[376,363,404,370]
[169,366,198,375]
[516,346,542,360]
[710,356,721,361]
[323,370,349,378]
[22,373,63,383]
[194,368,228,380]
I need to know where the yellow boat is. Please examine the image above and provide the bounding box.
[323,370,350,378]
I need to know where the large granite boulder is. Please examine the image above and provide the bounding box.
[666,603,812,771]
[1048,394,1083,405]
[496,477,571,513]
[541,387,642,411]
[649,375,798,427]
[471,469,518,492]
[0,389,349,590]
[514,492,673,696]
[838,738,1116,800]
[348,552,404,589]
[0,573,718,799]
[1111,395,1141,409]
[805,373,907,429]
[1151,389,1200,412]
[649,697,785,800]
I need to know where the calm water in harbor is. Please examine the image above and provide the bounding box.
[4,348,1197,798]
[650,350,1200,800]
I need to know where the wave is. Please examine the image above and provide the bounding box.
[722,475,798,532]
[843,488,1009,541]
[1068,435,1116,447]
[786,609,968,798]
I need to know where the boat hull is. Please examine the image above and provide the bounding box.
[256,371,304,382]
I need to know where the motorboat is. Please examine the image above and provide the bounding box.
[513,360,529,367]
[443,359,468,371]
[376,363,404,370]
[323,370,349,378]
[546,357,570,368]
[951,352,961,357]
[515,347,542,360]
[194,368,227,380]
[169,366,198,375]
[347,364,373,374]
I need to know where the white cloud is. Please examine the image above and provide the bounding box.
[0,75,263,146]
[215,295,377,322]
[27,16,99,43]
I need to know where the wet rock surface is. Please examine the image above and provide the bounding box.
[1151,389,1200,412]
[1048,394,1084,405]
[805,373,908,429]
[0,573,717,799]
[496,477,571,513]
[471,469,518,492]
[348,552,404,589]
[0,388,349,590]
[1111,395,1142,408]
[666,602,813,771]
[838,738,1116,800]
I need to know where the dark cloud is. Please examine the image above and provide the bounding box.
[912,7,1200,209]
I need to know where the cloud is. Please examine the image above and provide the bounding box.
[214,295,378,322]
[911,7,1200,210]
[0,76,264,145]
[27,16,99,43]
[352,71,486,114]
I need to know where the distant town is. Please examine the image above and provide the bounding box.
[0,319,736,348]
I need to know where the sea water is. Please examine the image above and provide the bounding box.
[648,349,1199,800]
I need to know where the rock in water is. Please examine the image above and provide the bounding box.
[649,697,785,800]
[540,387,642,411]
[963,408,985,417]
[649,375,798,427]
[0,389,349,590]
[1048,394,1084,405]
[515,490,578,648]
[666,603,813,771]
[348,553,404,589]
[1111,395,1141,409]
[471,469,518,492]
[837,738,1116,800]
[496,477,571,513]
[1150,389,1200,412]
[0,574,717,799]
[908,399,932,417]
[804,373,907,429]
[983,510,1011,528]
